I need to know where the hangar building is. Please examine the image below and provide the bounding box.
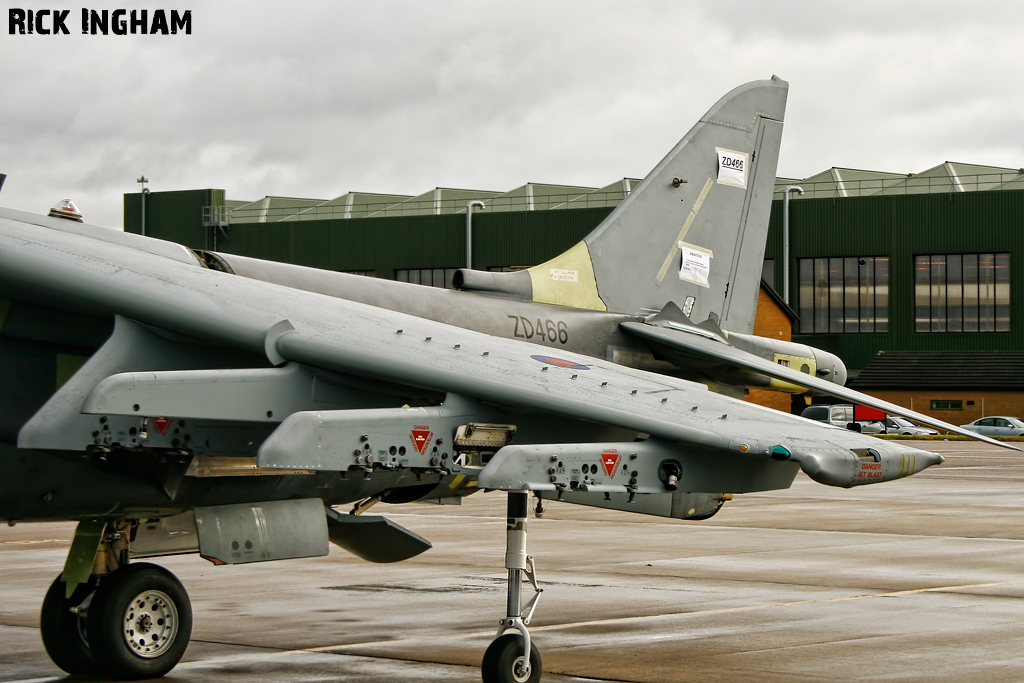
[124,162,1024,421]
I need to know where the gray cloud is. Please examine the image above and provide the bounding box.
[2,1,1023,227]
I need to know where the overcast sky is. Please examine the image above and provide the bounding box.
[3,1,1024,228]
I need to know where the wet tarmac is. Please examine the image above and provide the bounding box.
[4,440,1024,682]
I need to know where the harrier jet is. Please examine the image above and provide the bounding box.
[0,77,1000,682]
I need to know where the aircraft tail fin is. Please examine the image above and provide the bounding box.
[456,77,788,335]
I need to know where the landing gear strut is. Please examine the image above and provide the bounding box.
[481,491,543,683]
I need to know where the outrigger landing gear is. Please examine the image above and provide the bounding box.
[482,491,543,683]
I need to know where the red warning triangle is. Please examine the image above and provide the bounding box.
[410,427,433,454]
[601,450,620,477]
[152,417,172,435]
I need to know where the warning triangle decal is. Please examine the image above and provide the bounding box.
[152,417,172,435]
[410,427,433,454]
[601,450,620,477]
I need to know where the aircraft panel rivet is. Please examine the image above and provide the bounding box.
[550,475,557,482]
[133,404,140,412]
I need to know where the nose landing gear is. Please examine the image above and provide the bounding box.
[481,491,543,683]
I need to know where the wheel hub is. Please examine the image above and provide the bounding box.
[512,655,531,682]
[121,589,178,658]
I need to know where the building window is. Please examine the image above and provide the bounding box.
[395,268,460,288]
[798,257,889,334]
[914,253,1010,332]
[930,399,963,410]
[762,258,775,287]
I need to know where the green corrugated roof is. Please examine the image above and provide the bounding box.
[279,192,414,222]
[230,196,327,223]
[775,163,1024,199]
[487,183,598,212]
[216,162,1024,223]
[368,188,502,217]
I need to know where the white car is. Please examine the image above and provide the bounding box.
[800,404,884,433]
[959,416,1024,437]
[884,416,938,436]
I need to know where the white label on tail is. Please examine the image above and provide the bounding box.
[549,268,578,282]
[678,242,713,287]
[716,148,749,189]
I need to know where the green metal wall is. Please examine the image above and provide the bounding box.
[765,190,1024,370]
[128,188,1024,373]
[125,189,223,249]
[126,190,612,276]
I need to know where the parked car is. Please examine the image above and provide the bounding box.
[959,416,1024,437]
[884,416,939,436]
[800,404,884,433]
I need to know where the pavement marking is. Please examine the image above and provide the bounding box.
[163,577,1024,671]
[0,563,64,571]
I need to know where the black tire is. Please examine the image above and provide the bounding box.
[86,563,192,680]
[40,574,99,675]
[481,633,542,683]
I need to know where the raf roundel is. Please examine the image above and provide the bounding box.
[530,355,591,370]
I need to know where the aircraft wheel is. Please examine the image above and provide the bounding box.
[40,574,98,675]
[481,633,541,683]
[86,563,192,680]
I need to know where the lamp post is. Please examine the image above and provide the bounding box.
[137,176,149,236]
[781,185,803,305]
[466,200,485,269]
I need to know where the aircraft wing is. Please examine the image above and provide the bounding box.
[1,209,945,495]
[621,320,1018,450]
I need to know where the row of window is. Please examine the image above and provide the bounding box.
[798,257,889,334]
[395,266,515,289]
[797,253,1010,334]
[913,253,1010,332]
[394,254,1011,335]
